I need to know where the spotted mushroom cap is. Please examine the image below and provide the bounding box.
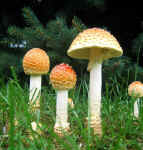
[67,27,123,60]
[128,81,143,98]
[50,63,77,90]
[23,48,50,75]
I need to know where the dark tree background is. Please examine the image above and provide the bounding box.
[0,0,143,85]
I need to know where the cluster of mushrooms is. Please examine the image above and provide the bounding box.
[20,27,126,137]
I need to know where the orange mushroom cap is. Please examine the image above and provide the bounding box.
[50,63,77,90]
[128,81,143,98]
[23,48,50,75]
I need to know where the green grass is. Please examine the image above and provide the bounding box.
[0,75,143,150]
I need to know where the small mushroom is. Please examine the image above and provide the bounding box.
[67,27,123,136]
[50,63,77,136]
[68,98,74,109]
[23,48,50,131]
[128,81,143,118]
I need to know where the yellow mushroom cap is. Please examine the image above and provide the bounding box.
[128,81,143,98]
[50,63,77,90]
[23,48,50,75]
[67,27,123,60]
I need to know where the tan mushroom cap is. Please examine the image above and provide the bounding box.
[50,63,77,90]
[23,48,50,75]
[128,81,143,98]
[67,27,123,60]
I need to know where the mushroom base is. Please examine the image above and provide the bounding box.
[86,116,102,137]
[54,122,70,137]
[25,122,43,140]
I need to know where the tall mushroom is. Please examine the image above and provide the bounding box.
[67,27,123,136]
[23,48,50,130]
[128,81,143,118]
[50,63,77,136]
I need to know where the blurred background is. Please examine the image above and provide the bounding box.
[0,0,143,87]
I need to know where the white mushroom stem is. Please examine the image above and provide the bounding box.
[134,98,140,118]
[29,75,41,107]
[29,75,42,131]
[54,90,69,131]
[87,49,103,136]
[89,61,102,119]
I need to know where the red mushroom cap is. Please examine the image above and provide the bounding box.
[50,63,77,90]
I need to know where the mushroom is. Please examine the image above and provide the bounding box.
[67,27,123,136]
[128,81,143,118]
[68,98,74,109]
[23,48,50,131]
[50,63,77,136]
